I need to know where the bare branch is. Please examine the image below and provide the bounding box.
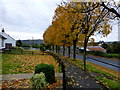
[101,2,120,18]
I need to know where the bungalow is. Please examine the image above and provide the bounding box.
[0,28,16,50]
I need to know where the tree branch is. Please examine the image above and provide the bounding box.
[101,2,120,18]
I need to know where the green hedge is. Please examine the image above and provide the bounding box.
[32,45,40,48]
[35,63,55,84]
[89,51,106,57]
[88,51,120,59]
[21,44,30,47]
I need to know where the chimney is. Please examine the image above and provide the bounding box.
[2,28,5,32]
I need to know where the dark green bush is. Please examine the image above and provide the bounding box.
[89,51,106,57]
[105,54,120,59]
[32,44,40,48]
[21,44,30,47]
[35,63,55,84]
[88,51,120,59]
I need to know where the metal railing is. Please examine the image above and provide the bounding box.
[46,51,66,90]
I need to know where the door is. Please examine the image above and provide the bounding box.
[5,43,12,49]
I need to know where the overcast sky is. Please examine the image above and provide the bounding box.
[0,0,119,42]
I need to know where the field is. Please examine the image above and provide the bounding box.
[2,54,59,74]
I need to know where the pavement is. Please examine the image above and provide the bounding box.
[0,73,63,81]
[61,59,107,89]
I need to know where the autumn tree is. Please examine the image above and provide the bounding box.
[44,1,112,71]
[56,1,112,70]
[73,2,111,71]
[100,0,120,18]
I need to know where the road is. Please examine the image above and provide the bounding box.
[60,53,120,72]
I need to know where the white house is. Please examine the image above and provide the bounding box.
[0,28,16,50]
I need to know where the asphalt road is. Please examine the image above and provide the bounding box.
[60,53,120,72]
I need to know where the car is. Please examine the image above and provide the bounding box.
[45,50,50,51]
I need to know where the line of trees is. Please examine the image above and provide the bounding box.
[43,1,119,71]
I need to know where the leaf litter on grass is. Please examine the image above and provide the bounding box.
[2,54,59,74]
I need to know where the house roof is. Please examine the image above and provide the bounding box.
[87,46,106,51]
[0,32,15,41]
[79,46,106,51]
[0,34,7,39]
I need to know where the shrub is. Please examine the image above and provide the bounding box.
[35,63,55,84]
[105,54,120,59]
[32,44,40,48]
[89,51,106,57]
[11,47,24,51]
[21,44,30,47]
[30,72,48,89]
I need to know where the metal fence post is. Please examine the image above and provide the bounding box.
[62,62,66,90]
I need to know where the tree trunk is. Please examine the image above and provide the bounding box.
[63,45,65,56]
[49,45,51,51]
[73,40,77,60]
[68,46,70,58]
[56,45,57,53]
[83,36,88,71]
[52,45,54,52]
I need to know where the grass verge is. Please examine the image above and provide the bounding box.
[67,58,120,88]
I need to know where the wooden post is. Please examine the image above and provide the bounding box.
[21,50,22,54]
[32,51,33,55]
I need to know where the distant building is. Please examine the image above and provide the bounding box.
[96,41,120,45]
[79,46,106,52]
[0,28,16,50]
[21,39,44,45]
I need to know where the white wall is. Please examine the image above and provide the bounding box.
[0,36,6,49]
[0,32,16,47]
[0,36,2,49]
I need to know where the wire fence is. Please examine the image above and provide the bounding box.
[3,49,47,55]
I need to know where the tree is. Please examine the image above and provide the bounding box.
[107,42,120,53]
[43,1,112,71]
[100,0,120,18]
[60,1,112,70]
[39,44,46,51]
[101,43,108,49]
[16,40,22,47]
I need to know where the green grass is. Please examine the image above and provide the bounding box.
[96,76,120,88]
[0,53,2,75]
[2,54,23,74]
